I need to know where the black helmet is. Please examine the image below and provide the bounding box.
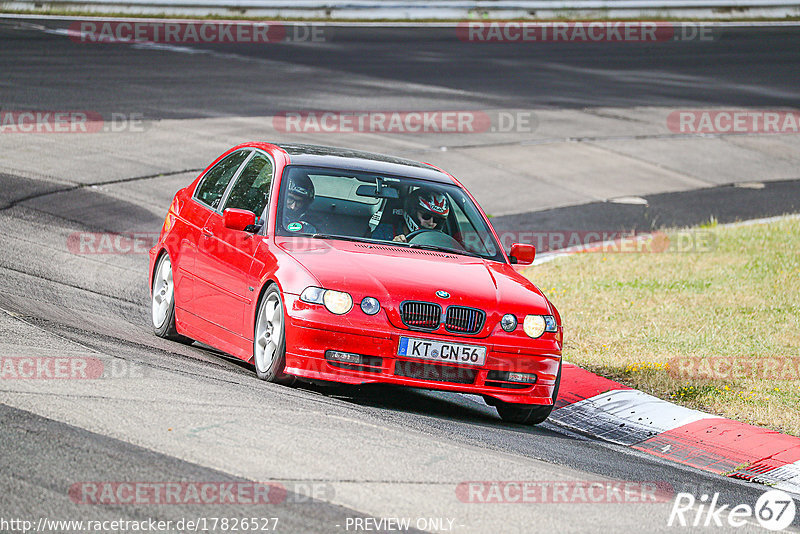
[285,172,315,218]
[404,188,450,232]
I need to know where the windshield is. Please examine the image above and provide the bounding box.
[275,165,504,261]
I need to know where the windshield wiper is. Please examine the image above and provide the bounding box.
[309,233,373,244]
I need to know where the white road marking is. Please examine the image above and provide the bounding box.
[550,389,720,446]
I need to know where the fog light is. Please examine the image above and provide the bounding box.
[507,372,538,384]
[500,314,517,332]
[360,297,381,315]
[325,351,363,364]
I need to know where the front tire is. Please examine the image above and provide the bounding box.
[152,254,190,343]
[495,361,562,425]
[253,285,294,385]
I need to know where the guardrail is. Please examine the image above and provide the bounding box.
[2,0,800,18]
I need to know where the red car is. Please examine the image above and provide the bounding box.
[149,143,563,424]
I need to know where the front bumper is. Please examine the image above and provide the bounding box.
[282,294,561,406]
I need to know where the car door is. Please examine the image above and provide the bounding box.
[175,149,251,309]
[194,151,275,337]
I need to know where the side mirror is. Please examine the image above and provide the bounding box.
[509,243,535,265]
[223,208,257,232]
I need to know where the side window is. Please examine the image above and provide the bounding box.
[194,150,250,209]
[222,153,273,218]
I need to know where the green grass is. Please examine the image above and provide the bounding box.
[524,216,800,436]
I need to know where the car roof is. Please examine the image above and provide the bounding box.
[272,143,454,184]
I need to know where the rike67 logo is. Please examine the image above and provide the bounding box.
[668,489,796,531]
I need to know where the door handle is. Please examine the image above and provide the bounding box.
[201,227,214,237]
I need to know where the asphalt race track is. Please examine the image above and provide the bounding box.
[1,17,799,533]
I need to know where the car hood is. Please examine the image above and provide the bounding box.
[276,237,551,334]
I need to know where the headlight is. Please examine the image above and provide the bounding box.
[300,286,353,315]
[500,314,517,332]
[360,297,381,315]
[322,290,353,315]
[300,286,325,304]
[523,314,557,338]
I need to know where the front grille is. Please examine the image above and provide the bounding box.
[400,301,441,330]
[394,361,477,384]
[444,306,485,334]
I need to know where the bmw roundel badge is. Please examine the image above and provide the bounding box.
[435,290,450,299]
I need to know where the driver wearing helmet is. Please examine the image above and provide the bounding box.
[282,172,317,233]
[372,187,449,243]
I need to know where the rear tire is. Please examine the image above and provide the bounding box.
[253,285,295,385]
[152,253,191,343]
[495,361,562,425]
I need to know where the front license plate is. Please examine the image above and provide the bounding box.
[397,337,486,366]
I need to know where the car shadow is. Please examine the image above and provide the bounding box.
[187,345,563,435]
[295,380,511,426]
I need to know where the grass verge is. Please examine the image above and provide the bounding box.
[523,216,800,436]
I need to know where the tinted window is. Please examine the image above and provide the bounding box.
[194,150,249,209]
[222,153,273,218]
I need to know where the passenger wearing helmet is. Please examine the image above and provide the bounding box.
[372,187,450,243]
[282,171,318,233]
